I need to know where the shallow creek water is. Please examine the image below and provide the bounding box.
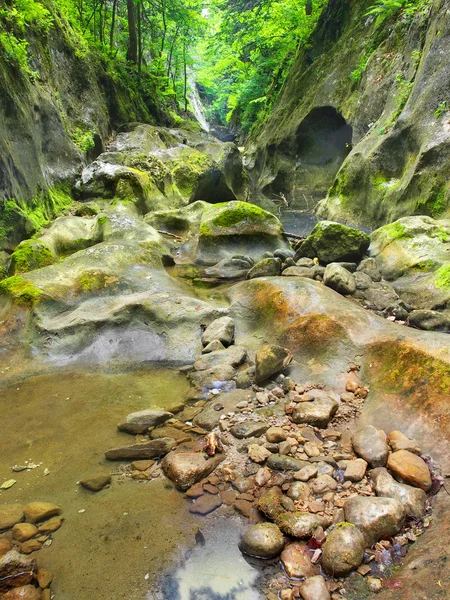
[0,368,208,600]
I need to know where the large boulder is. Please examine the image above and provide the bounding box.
[387,450,432,491]
[344,496,405,547]
[321,523,365,576]
[255,344,292,383]
[370,467,427,517]
[296,221,370,264]
[161,451,224,491]
[196,201,287,265]
[351,426,388,467]
[238,523,285,559]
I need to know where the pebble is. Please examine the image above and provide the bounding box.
[294,465,318,481]
[388,430,421,454]
[2,585,42,600]
[80,475,111,492]
[36,567,53,588]
[21,539,42,554]
[311,474,338,494]
[266,426,288,443]
[247,444,271,463]
[37,517,62,533]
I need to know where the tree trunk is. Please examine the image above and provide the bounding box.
[126,0,138,63]
[183,42,188,113]
[110,0,118,51]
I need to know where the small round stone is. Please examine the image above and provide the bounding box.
[321,522,365,576]
[239,523,285,559]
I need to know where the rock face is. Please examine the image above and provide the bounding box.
[238,523,285,559]
[280,542,315,578]
[387,450,432,491]
[344,496,405,547]
[105,438,176,461]
[321,523,365,576]
[370,467,427,518]
[196,201,287,265]
[117,409,172,434]
[255,344,292,383]
[161,452,223,491]
[323,264,356,295]
[351,426,388,468]
[296,222,370,264]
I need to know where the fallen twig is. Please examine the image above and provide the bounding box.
[157,230,183,242]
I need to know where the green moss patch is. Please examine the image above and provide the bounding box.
[10,239,55,274]
[435,264,450,288]
[0,275,42,305]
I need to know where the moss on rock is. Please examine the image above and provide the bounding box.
[0,275,42,305]
[297,221,370,264]
[10,239,55,274]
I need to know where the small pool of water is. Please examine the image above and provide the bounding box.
[151,516,267,600]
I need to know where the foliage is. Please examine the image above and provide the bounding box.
[72,127,95,153]
[366,0,431,28]
[434,101,448,119]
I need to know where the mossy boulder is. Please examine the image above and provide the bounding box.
[144,201,210,235]
[0,275,43,305]
[321,523,365,576]
[197,201,287,265]
[9,240,55,274]
[296,221,370,264]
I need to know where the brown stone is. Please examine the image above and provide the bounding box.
[37,517,62,533]
[185,483,204,498]
[131,460,155,471]
[281,542,315,578]
[387,450,432,491]
[188,494,222,515]
[3,585,41,600]
[220,490,238,504]
[80,475,111,492]
[12,524,38,542]
[234,499,254,518]
[299,575,330,600]
[388,431,421,454]
[0,505,24,531]
[36,568,53,589]
[0,538,11,557]
[24,503,60,524]
[21,539,42,554]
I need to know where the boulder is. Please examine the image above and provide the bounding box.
[0,551,36,593]
[255,344,292,383]
[296,221,370,264]
[193,346,246,371]
[247,257,282,279]
[201,316,235,347]
[23,503,60,524]
[321,523,365,576]
[370,467,427,517]
[197,201,287,265]
[280,542,315,578]
[299,575,330,600]
[292,392,339,429]
[161,451,223,491]
[344,496,405,547]
[0,505,24,531]
[387,450,432,491]
[117,409,172,434]
[105,438,176,460]
[387,431,421,454]
[276,512,331,538]
[351,426,388,467]
[323,264,356,295]
[239,523,285,559]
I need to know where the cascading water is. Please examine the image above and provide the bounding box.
[188,73,210,132]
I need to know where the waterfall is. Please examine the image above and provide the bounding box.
[188,74,210,132]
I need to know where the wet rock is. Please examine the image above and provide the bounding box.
[188,494,222,515]
[235,366,256,388]
[344,459,368,482]
[281,541,315,578]
[105,438,176,460]
[267,454,308,471]
[36,568,53,589]
[344,496,405,547]
[351,426,388,467]
[201,316,235,347]
[11,524,37,542]
[311,474,338,494]
[0,551,36,593]
[232,477,254,493]
[3,585,42,600]
[296,221,370,264]
[117,409,172,434]
[37,517,62,533]
[357,258,381,282]
[150,427,191,442]
[276,512,331,538]
[323,264,356,295]
[21,540,42,554]
[292,393,339,429]
[193,389,251,431]
[0,539,11,557]
[161,451,224,491]
[256,487,286,520]
[239,523,285,559]
[188,365,236,394]
[202,340,226,354]
[299,575,330,600]
[194,346,247,371]
[387,450,432,491]
[255,344,292,383]
[321,523,365,576]
[408,309,450,332]
[354,271,372,290]
[230,421,269,439]
[266,426,287,443]
[387,431,421,454]
[0,505,24,531]
[234,499,255,518]
[370,467,427,517]
[275,248,294,261]
[24,503,60,524]
[80,475,111,492]
[247,257,282,279]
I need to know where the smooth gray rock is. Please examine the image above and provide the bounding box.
[351,425,388,467]
[292,391,339,428]
[266,454,309,471]
[370,467,427,518]
[202,316,235,346]
[323,263,356,295]
[276,512,332,538]
[239,523,285,558]
[230,420,269,439]
[194,346,246,371]
[247,257,282,279]
[357,258,382,282]
[363,282,399,310]
[105,438,176,460]
[117,409,172,434]
[344,495,405,547]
